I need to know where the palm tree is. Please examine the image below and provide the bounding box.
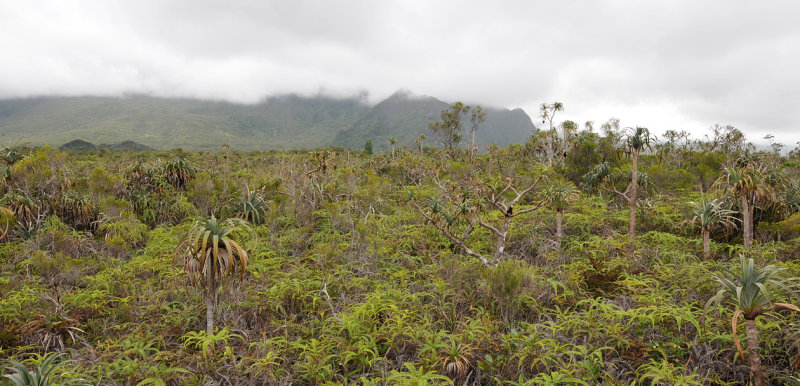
[468,106,486,161]
[542,181,580,251]
[416,134,427,152]
[539,102,564,166]
[714,165,761,249]
[711,257,800,386]
[689,197,737,259]
[624,126,654,240]
[180,216,250,335]
[388,137,397,158]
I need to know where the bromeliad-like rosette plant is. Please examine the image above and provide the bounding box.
[709,256,800,386]
[180,216,250,335]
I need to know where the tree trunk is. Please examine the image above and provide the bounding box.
[556,210,563,251]
[470,130,476,161]
[742,195,752,249]
[629,149,638,240]
[205,255,215,336]
[748,200,755,246]
[702,226,710,260]
[206,285,215,336]
[745,318,765,386]
[493,217,511,265]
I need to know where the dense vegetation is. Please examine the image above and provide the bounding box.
[1,119,800,385]
[0,92,534,152]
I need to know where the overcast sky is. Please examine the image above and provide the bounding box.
[1,1,798,147]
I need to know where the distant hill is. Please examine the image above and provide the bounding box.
[333,91,536,150]
[60,139,98,152]
[0,92,536,151]
[332,91,448,150]
[59,139,154,152]
[104,140,154,152]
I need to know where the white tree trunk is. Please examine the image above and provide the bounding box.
[742,195,752,249]
[629,149,638,240]
[556,210,563,251]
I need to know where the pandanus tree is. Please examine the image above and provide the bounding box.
[164,157,197,190]
[710,257,800,386]
[714,164,762,249]
[689,197,737,259]
[388,137,397,158]
[622,126,654,241]
[538,102,564,166]
[180,216,250,335]
[542,180,580,251]
[237,189,269,225]
[415,134,427,152]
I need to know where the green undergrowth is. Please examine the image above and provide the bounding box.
[1,145,799,384]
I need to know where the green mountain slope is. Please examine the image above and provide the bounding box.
[0,92,535,151]
[332,91,537,150]
[0,95,369,151]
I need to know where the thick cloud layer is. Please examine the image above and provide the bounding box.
[1,1,798,145]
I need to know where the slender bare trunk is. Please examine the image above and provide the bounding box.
[629,149,638,240]
[556,210,563,251]
[748,201,755,246]
[470,130,476,161]
[745,318,764,386]
[205,254,216,336]
[702,226,710,260]
[206,280,214,336]
[493,217,511,265]
[547,128,554,166]
[742,195,751,249]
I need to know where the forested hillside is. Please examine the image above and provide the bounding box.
[0,93,535,152]
[332,91,535,150]
[1,122,799,384]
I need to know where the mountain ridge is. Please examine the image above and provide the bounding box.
[0,91,536,151]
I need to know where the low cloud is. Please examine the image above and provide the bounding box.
[1,0,798,145]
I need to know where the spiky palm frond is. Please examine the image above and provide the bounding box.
[581,162,610,191]
[237,190,269,225]
[690,197,738,231]
[710,256,800,371]
[183,216,250,288]
[0,190,37,228]
[0,142,27,167]
[57,192,96,229]
[713,257,787,318]
[3,352,84,386]
[714,165,760,200]
[164,157,197,189]
[543,180,580,212]
[626,126,655,153]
